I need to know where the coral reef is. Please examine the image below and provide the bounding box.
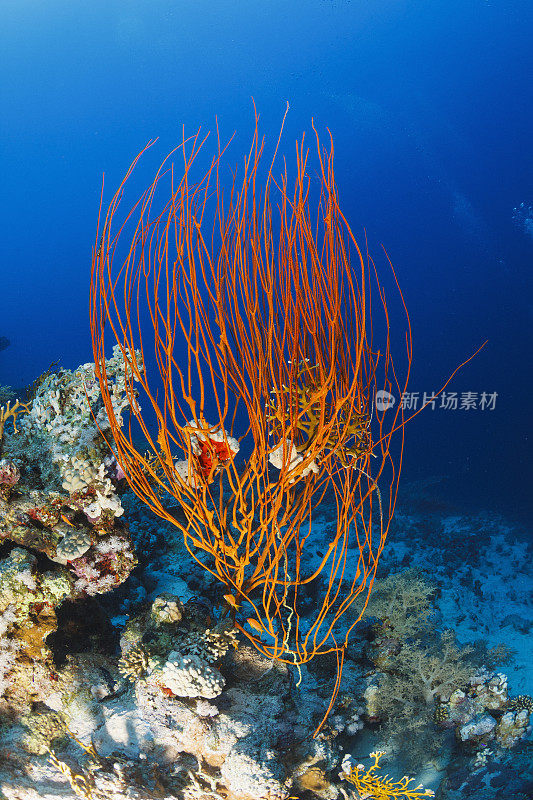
[358,569,532,769]
[339,750,434,798]
[0,353,139,732]
[0,586,343,800]
[10,345,138,496]
[118,595,232,700]
[0,357,531,799]
[0,546,73,715]
[0,350,139,604]
[439,670,533,751]
[0,459,20,500]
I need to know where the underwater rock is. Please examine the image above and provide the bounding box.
[458,713,497,745]
[434,668,533,757]
[469,670,509,710]
[0,591,340,800]
[0,459,20,500]
[295,763,339,799]
[495,708,531,748]
[0,547,73,713]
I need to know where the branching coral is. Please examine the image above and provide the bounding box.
[340,751,434,799]
[364,569,436,639]
[361,570,477,766]
[363,568,531,763]
[363,571,473,713]
[377,630,474,708]
[0,399,29,457]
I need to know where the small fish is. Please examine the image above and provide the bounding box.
[223,594,240,610]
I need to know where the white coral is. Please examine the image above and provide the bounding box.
[154,651,225,699]
[19,346,140,505]
[84,480,124,520]
[269,439,319,480]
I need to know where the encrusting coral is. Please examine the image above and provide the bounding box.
[0,547,73,711]
[0,350,139,602]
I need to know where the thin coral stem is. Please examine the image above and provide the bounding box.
[90,112,412,735]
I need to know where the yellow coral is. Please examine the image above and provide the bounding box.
[0,398,29,453]
[266,359,372,466]
[48,751,94,799]
[343,751,434,799]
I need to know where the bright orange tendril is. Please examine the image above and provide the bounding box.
[90,105,414,735]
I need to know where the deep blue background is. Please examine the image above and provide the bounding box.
[1,0,532,523]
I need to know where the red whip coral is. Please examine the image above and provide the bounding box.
[90,108,414,733]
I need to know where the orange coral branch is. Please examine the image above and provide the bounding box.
[89,111,412,731]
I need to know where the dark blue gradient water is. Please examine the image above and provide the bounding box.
[1,0,532,524]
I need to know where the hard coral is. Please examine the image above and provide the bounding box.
[15,345,138,505]
[340,751,434,799]
[152,651,226,699]
[69,532,137,596]
[0,459,20,500]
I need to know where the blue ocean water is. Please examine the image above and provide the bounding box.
[2,0,531,525]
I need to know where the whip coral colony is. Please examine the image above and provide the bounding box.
[90,108,413,732]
